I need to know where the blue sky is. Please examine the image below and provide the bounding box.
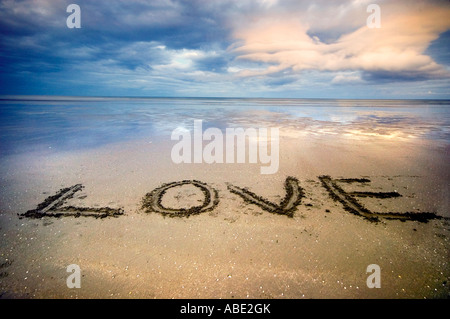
[0,0,449,99]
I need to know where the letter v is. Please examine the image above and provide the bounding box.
[227,177,304,217]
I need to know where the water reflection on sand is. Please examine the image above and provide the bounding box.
[0,97,448,156]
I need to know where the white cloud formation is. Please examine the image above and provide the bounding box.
[331,72,363,84]
[230,0,450,81]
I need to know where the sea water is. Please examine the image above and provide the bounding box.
[1,97,449,157]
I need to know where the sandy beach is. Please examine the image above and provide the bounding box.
[0,98,448,298]
[2,0,450,305]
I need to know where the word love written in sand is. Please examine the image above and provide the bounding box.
[20,176,441,223]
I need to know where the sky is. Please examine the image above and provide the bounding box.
[0,0,449,99]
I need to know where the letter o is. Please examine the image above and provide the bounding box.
[141,180,219,217]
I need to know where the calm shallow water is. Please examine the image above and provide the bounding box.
[0,97,449,156]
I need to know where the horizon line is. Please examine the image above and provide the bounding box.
[1,95,450,102]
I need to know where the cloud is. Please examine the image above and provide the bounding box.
[331,73,363,84]
[0,0,449,97]
[230,0,450,82]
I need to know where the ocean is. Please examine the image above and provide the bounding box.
[1,97,449,156]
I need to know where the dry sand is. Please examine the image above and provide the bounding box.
[0,129,449,299]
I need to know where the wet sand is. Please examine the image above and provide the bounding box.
[0,128,449,298]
